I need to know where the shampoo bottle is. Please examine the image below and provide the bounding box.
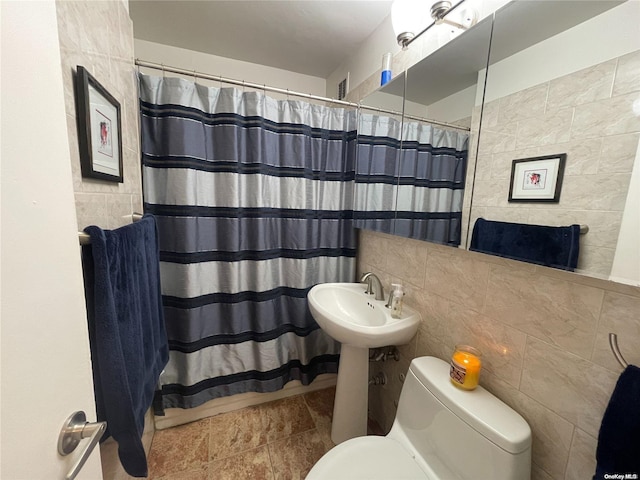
[390,284,404,319]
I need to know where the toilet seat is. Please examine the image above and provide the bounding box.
[306,436,430,480]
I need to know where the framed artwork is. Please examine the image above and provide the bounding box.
[508,154,566,203]
[75,65,123,182]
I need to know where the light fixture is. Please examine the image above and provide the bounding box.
[431,1,478,30]
[391,0,478,49]
[391,0,430,49]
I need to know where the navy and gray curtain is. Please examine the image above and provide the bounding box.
[354,112,403,235]
[138,74,357,409]
[355,113,469,245]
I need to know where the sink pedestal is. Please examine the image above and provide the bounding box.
[331,344,369,444]
[307,282,420,444]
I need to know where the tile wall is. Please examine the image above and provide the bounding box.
[56,0,143,231]
[346,25,640,480]
[52,3,639,479]
[359,230,640,480]
[470,50,640,278]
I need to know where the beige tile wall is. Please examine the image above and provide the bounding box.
[53,4,639,480]
[360,230,640,480]
[56,0,143,232]
[55,2,148,479]
[470,50,640,278]
[349,38,640,480]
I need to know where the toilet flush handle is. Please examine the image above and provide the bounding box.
[58,411,107,480]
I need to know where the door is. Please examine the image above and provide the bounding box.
[1,1,103,478]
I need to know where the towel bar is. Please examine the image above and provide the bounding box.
[609,333,629,369]
[579,225,589,234]
[78,213,143,245]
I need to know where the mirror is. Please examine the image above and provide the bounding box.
[354,72,405,235]
[468,0,638,284]
[399,16,492,245]
[356,0,639,286]
[355,15,493,245]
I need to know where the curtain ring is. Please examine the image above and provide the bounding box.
[161,63,165,77]
[193,69,197,83]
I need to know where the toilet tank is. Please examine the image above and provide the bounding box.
[388,356,532,480]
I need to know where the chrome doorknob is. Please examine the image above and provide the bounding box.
[58,411,106,480]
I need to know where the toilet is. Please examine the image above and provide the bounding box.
[307,356,532,480]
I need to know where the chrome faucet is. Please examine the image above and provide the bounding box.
[360,272,385,301]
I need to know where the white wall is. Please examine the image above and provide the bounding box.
[611,139,640,285]
[1,1,102,478]
[328,0,511,101]
[425,84,476,123]
[326,14,400,100]
[135,39,326,100]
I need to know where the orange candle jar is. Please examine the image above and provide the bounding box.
[450,345,482,390]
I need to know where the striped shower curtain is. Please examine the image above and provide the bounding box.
[138,74,357,409]
[353,112,403,234]
[355,114,469,245]
[396,121,468,245]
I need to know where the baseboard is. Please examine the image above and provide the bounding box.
[154,374,337,430]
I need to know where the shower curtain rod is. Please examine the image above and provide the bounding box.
[135,59,470,132]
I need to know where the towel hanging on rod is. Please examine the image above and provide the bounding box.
[78,213,143,245]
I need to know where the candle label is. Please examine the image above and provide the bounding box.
[450,359,467,385]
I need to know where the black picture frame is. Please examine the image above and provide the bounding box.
[508,154,566,203]
[75,66,123,182]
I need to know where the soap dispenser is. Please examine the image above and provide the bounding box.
[389,284,404,319]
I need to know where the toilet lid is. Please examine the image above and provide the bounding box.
[306,436,430,480]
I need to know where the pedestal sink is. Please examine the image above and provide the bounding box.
[308,282,421,444]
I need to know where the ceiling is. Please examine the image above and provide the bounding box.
[129,0,394,79]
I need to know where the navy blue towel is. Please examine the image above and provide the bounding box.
[469,218,580,271]
[594,365,640,479]
[82,214,169,477]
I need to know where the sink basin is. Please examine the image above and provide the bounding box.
[308,282,420,348]
[308,282,421,444]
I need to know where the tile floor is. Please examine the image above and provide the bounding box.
[146,387,339,480]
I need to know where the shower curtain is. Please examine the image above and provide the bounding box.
[396,120,468,245]
[354,113,468,245]
[138,74,357,409]
[353,112,403,234]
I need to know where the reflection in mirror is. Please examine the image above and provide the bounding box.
[395,111,469,245]
[354,15,493,245]
[467,1,640,285]
[398,16,493,245]
[354,72,405,235]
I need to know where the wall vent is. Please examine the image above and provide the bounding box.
[337,74,349,101]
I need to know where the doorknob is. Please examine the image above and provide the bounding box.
[58,411,106,480]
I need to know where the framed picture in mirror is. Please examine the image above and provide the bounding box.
[75,65,123,183]
[508,154,566,203]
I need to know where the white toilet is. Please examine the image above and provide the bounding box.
[307,356,532,480]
